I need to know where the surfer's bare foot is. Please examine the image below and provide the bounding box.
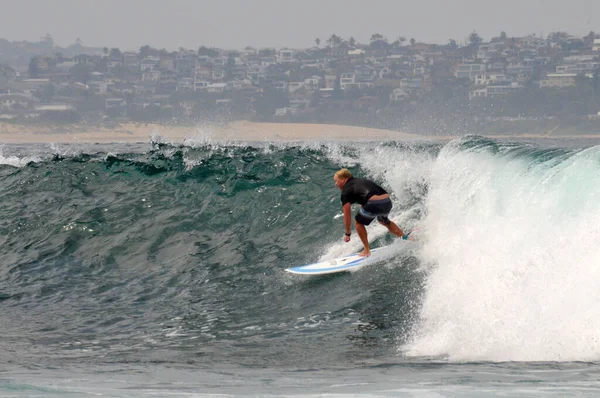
[358,250,371,257]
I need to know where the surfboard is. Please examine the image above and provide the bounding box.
[286,232,414,276]
[285,248,382,275]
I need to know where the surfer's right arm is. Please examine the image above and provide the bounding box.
[342,202,352,242]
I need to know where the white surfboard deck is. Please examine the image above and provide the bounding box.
[285,248,384,275]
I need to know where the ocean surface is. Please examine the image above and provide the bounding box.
[2,134,600,397]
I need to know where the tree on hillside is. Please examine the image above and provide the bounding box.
[198,46,219,57]
[139,45,158,59]
[158,48,170,58]
[448,38,458,49]
[326,34,343,56]
[253,86,289,121]
[258,48,276,57]
[42,34,54,48]
[369,33,388,50]
[226,53,235,80]
[348,37,356,48]
[410,38,416,46]
[469,31,483,45]
[561,38,584,52]
[95,57,108,73]
[326,34,342,48]
[28,56,40,78]
[500,31,508,40]
[584,31,596,46]
[547,31,569,44]
[315,38,320,47]
[69,63,92,83]
[109,48,122,60]
[40,83,55,103]
[336,40,350,57]
[370,33,384,43]
[391,36,406,48]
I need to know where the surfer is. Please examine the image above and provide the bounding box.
[334,168,406,257]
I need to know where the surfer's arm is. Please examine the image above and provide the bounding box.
[342,202,352,235]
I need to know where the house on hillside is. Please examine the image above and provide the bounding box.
[123,52,138,67]
[539,73,577,88]
[390,87,409,102]
[474,73,509,86]
[140,57,158,72]
[304,76,322,90]
[455,64,486,80]
[278,49,295,63]
[0,93,33,110]
[469,83,522,99]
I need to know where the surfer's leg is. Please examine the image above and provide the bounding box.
[355,207,376,257]
[355,222,371,257]
[378,218,404,238]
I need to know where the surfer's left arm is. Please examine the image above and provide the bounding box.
[342,202,352,242]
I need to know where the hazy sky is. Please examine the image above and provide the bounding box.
[0,0,596,51]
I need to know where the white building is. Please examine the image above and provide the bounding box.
[341,81,373,90]
[469,83,521,99]
[140,57,158,72]
[539,73,578,88]
[193,80,209,91]
[304,76,322,91]
[207,83,227,93]
[390,88,409,102]
[288,82,305,93]
[0,94,32,110]
[455,64,486,80]
[277,49,295,63]
[555,62,600,74]
[272,81,288,91]
[474,74,508,86]
[275,107,297,116]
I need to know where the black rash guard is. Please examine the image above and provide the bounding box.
[340,177,387,205]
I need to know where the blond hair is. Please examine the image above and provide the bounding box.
[334,168,353,179]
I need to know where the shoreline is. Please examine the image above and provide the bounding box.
[0,121,420,144]
[2,121,600,144]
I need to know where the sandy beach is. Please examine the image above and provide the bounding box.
[0,121,426,144]
[1,121,600,144]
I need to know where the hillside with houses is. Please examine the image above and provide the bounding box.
[1,31,600,135]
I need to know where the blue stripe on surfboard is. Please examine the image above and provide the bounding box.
[286,257,368,273]
[285,249,383,274]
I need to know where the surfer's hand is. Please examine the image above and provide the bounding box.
[344,234,351,243]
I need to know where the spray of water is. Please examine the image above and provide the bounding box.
[320,141,434,259]
[405,139,600,361]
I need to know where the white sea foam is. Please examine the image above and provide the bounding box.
[404,140,600,361]
[0,149,42,167]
